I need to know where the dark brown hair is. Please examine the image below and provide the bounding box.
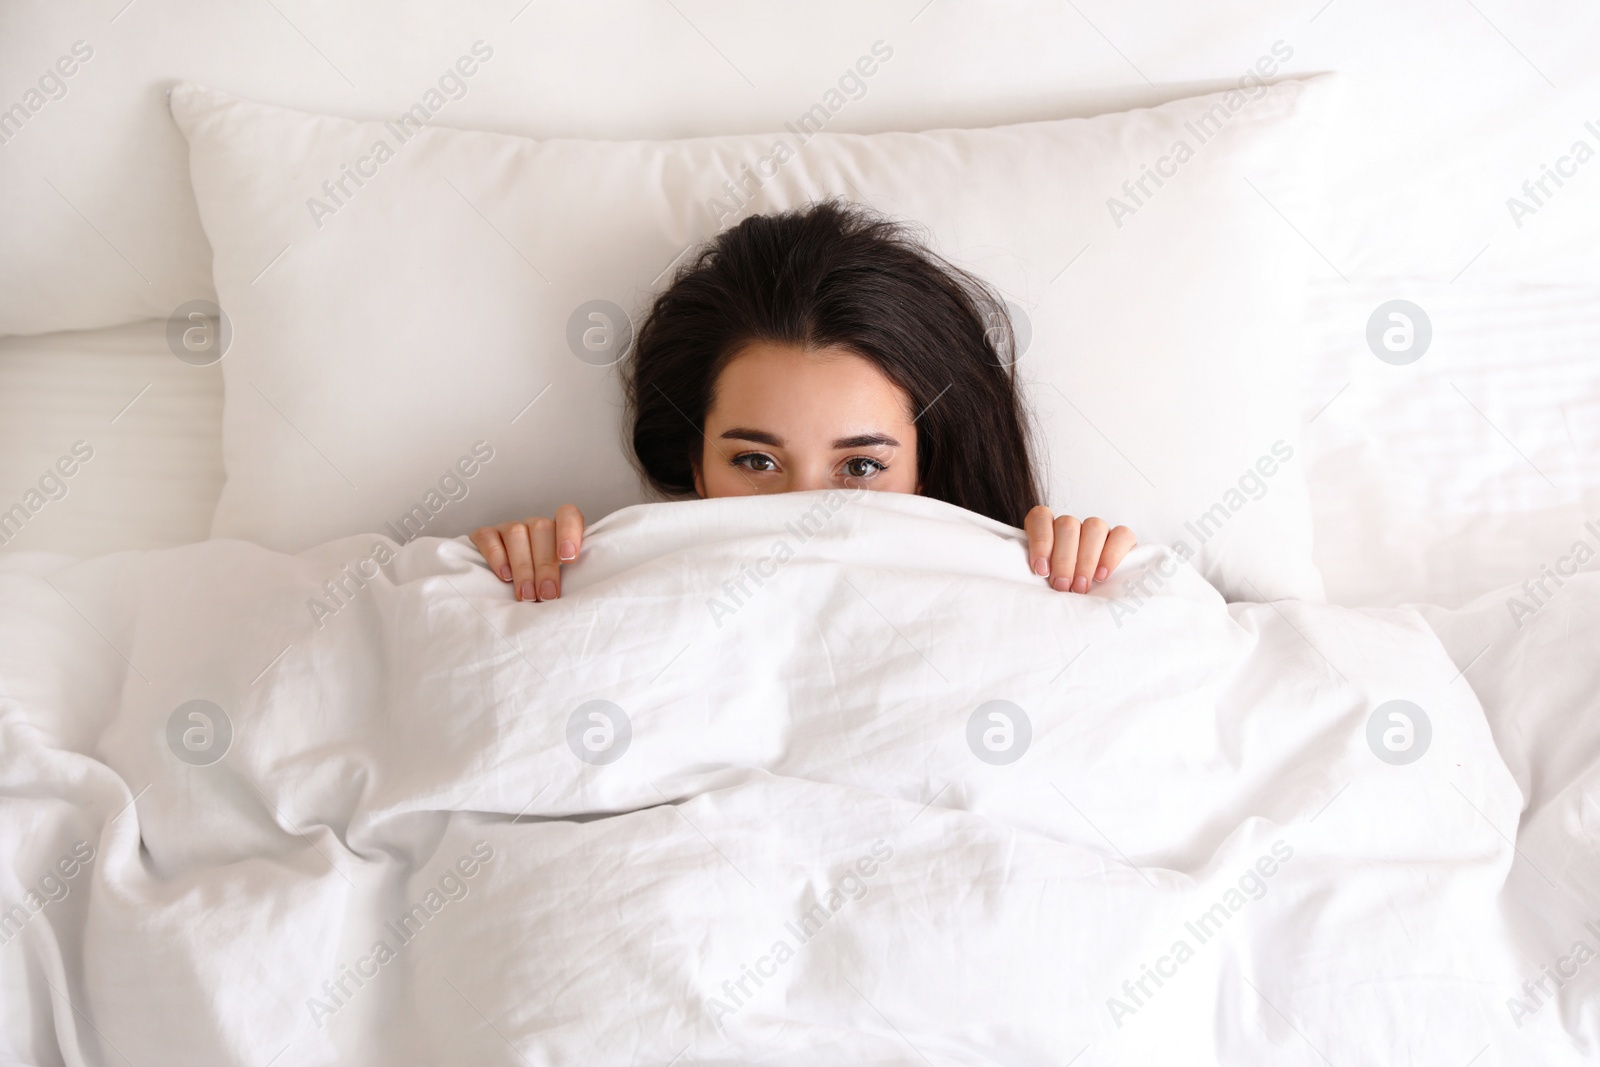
[624,198,1041,527]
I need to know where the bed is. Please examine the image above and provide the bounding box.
[3,3,1598,1064]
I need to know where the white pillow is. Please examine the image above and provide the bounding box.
[169,74,1333,601]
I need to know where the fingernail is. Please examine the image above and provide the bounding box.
[540,580,558,601]
[1073,575,1089,594]
[498,565,512,581]
[559,540,577,561]
[1032,557,1049,576]
[520,581,534,601]
[1052,577,1071,592]
[1095,566,1109,583]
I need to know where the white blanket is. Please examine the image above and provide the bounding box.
[0,491,1591,1065]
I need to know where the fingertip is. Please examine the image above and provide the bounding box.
[498,565,512,582]
[1094,565,1109,583]
[1032,557,1049,577]
[558,540,577,562]
[1072,575,1089,594]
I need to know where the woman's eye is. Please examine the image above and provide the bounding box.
[841,457,887,479]
[733,452,778,472]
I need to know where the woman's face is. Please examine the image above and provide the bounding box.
[694,341,921,499]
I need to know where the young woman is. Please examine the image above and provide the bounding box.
[471,199,1135,601]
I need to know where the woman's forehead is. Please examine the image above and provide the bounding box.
[709,341,915,435]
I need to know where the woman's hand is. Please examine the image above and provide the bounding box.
[1023,506,1136,594]
[469,505,585,602]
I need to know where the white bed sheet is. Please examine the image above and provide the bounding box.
[0,319,222,556]
[1419,576,1600,1053]
[1301,276,1600,607]
[4,491,1592,1064]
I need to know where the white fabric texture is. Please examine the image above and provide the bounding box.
[167,76,1333,602]
[5,2,1600,337]
[2,491,1592,1064]
[0,319,223,555]
[1417,575,1600,1050]
[9,271,1600,610]
[1300,275,1600,607]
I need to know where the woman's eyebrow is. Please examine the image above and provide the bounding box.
[832,432,900,449]
[720,427,783,446]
